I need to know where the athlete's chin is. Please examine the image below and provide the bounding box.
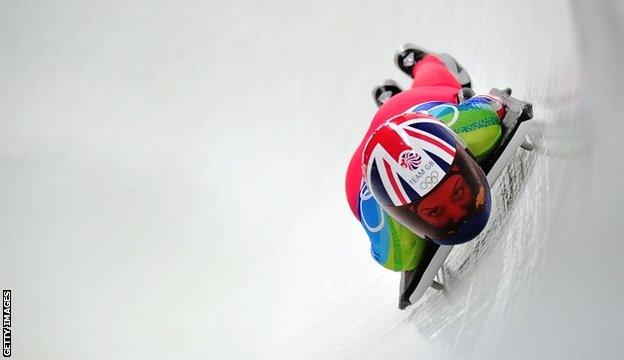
[429,212,490,245]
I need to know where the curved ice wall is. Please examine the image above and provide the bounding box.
[0,0,622,359]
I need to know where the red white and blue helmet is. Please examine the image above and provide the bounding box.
[362,112,491,245]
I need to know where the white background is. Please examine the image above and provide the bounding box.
[1,0,623,359]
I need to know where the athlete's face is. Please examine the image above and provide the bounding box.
[415,174,474,229]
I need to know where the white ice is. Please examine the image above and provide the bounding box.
[0,0,623,359]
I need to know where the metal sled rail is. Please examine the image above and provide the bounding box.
[398,88,534,310]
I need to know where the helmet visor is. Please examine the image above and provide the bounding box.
[382,146,491,244]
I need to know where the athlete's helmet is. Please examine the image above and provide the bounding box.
[362,112,491,245]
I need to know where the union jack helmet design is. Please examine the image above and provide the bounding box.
[362,112,458,207]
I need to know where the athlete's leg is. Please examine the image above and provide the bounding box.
[410,54,462,90]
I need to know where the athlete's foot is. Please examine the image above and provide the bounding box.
[457,87,475,103]
[395,44,428,78]
[437,53,472,88]
[373,79,402,107]
[395,44,472,89]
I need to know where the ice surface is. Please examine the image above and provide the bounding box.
[0,0,622,359]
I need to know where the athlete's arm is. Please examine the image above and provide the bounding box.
[408,95,505,160]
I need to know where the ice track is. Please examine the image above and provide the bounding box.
[0,0,623,359]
